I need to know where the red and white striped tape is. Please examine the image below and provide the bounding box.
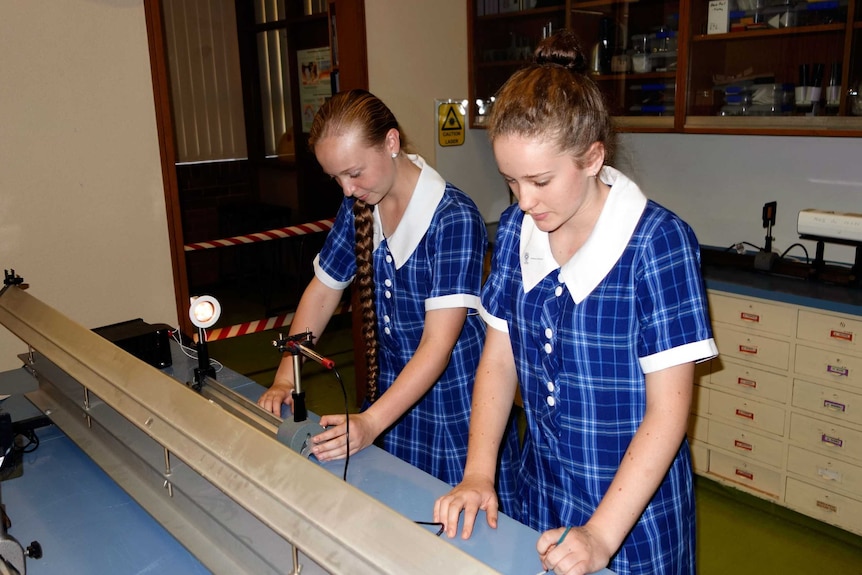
[205,301,350,342]
[184,217,335,252]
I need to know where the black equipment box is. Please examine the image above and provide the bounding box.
[93,319,173,368]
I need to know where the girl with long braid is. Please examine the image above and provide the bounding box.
[258,90,505,487]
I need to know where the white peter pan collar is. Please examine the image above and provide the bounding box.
[519,166,647,304]
[372,154,445,269]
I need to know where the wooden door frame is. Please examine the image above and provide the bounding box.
[143,0,192,337]
[143,0,370,402]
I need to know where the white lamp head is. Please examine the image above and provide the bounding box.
[189,295,221,329]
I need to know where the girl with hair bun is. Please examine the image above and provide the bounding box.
[258,90,502,487]
[435,30,717,575]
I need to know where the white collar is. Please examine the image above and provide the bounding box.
[372,154,445,269]
[519,166,647,303]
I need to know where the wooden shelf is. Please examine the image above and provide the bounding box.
[468,0,861,135]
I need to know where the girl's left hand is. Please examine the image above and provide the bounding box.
[536,525,611,575]
[310,413,377,461]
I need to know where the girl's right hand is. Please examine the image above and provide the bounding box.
[433,474,499,540]
[257,383,295,416]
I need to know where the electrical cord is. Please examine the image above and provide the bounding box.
[779,243,810,263]
[329,366,439,534]
[330,367,350,482]
[724,241,764,254]
[169,329,224,374]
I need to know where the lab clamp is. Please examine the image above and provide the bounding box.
[272,331,330,457]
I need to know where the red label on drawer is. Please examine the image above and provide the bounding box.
[734,440,753,451]
[816,500,838,513]
[737,377,757,388]
[740,312,760,322]
[735,468,754,480]
[827,365,849,377]
[823,399,846,412]
[736,409,755,420]
[830,330,853,342]
[821,434,844,448]
[739,345,758,355]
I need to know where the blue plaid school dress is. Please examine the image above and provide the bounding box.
[482,167,717,575]
[313,155,490,485]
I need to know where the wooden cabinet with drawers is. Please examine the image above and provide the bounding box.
[691,289,862,535]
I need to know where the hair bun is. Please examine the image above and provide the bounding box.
[534,29,588,74]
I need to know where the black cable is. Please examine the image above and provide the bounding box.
[17,429,39,453]
[413,521,445,536]
[779,243,810,263]
[331,367,350,482]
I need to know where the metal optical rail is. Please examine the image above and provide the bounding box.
[0,285,499,575]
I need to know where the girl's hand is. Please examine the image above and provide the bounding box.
[257,383,294,416]
[433,474,499,539]
[536,525,612,575]
[311,412,378,461]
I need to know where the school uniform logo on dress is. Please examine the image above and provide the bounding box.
[523,251,542,265]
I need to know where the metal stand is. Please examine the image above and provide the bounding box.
[190,327,216,392]
[799,234,862,286]
[271,332,327,458]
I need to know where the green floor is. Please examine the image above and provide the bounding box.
[208,316,862,574]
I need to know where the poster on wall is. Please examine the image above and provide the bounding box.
[297,47,332,133]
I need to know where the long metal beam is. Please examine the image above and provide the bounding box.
[0,285,500,575]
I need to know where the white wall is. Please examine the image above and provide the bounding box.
[0,1,178,371]
[616,134,862,263]
[367,2,862,265]
[364,0,469,166]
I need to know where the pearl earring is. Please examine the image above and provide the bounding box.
[391,152,398,159]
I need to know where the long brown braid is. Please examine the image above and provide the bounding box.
[309,90,404,404]
[352,199,379,402]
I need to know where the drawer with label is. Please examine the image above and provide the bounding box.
[792,379,862,427]
[789,412,862,464]
[787,445,862,497]
[797,309,862,354]
[785,478,862,536]
[709,292,797,336]
[712,324,790,371]
[707,419,785,467]
[710,359,789,404]
[795,344,862,389]
[708,388,786,436]
[708,450,783,499]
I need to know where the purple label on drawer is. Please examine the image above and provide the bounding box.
[827,365,849,377]
[823,399,846,412]
[821,434,843,448]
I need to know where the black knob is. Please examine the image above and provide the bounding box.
[26,540,42,559]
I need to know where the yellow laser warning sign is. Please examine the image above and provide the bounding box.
[438,102,465,147]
